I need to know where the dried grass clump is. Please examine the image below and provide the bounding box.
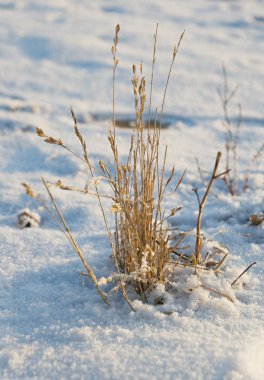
[104,49,186,296]
[99,25,187,298]
[35,25,186,309]
[31,25,236,310]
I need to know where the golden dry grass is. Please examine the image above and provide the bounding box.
[31,25,236,309]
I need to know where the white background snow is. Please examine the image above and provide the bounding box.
[0,1,263,379]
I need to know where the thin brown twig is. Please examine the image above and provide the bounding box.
[194,152,223,263]
[217,65,242,196]
[201,285,233,302]
[42,177,110,305]
[231,262,257,287]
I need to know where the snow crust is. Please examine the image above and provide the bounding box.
[0,1,263,379]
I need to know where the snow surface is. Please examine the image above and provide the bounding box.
[0,1,264,379]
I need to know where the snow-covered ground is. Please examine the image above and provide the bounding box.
[0,1,263,379]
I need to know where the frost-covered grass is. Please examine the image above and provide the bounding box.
[0,1,264,380]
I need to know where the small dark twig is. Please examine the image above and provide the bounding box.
[215,169,231,179]
[231,262,257,287]
[192,188,201,206]
[194,152,224,263]
[195,158,221,200]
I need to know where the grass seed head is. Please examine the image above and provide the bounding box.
[21,183,35,198]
